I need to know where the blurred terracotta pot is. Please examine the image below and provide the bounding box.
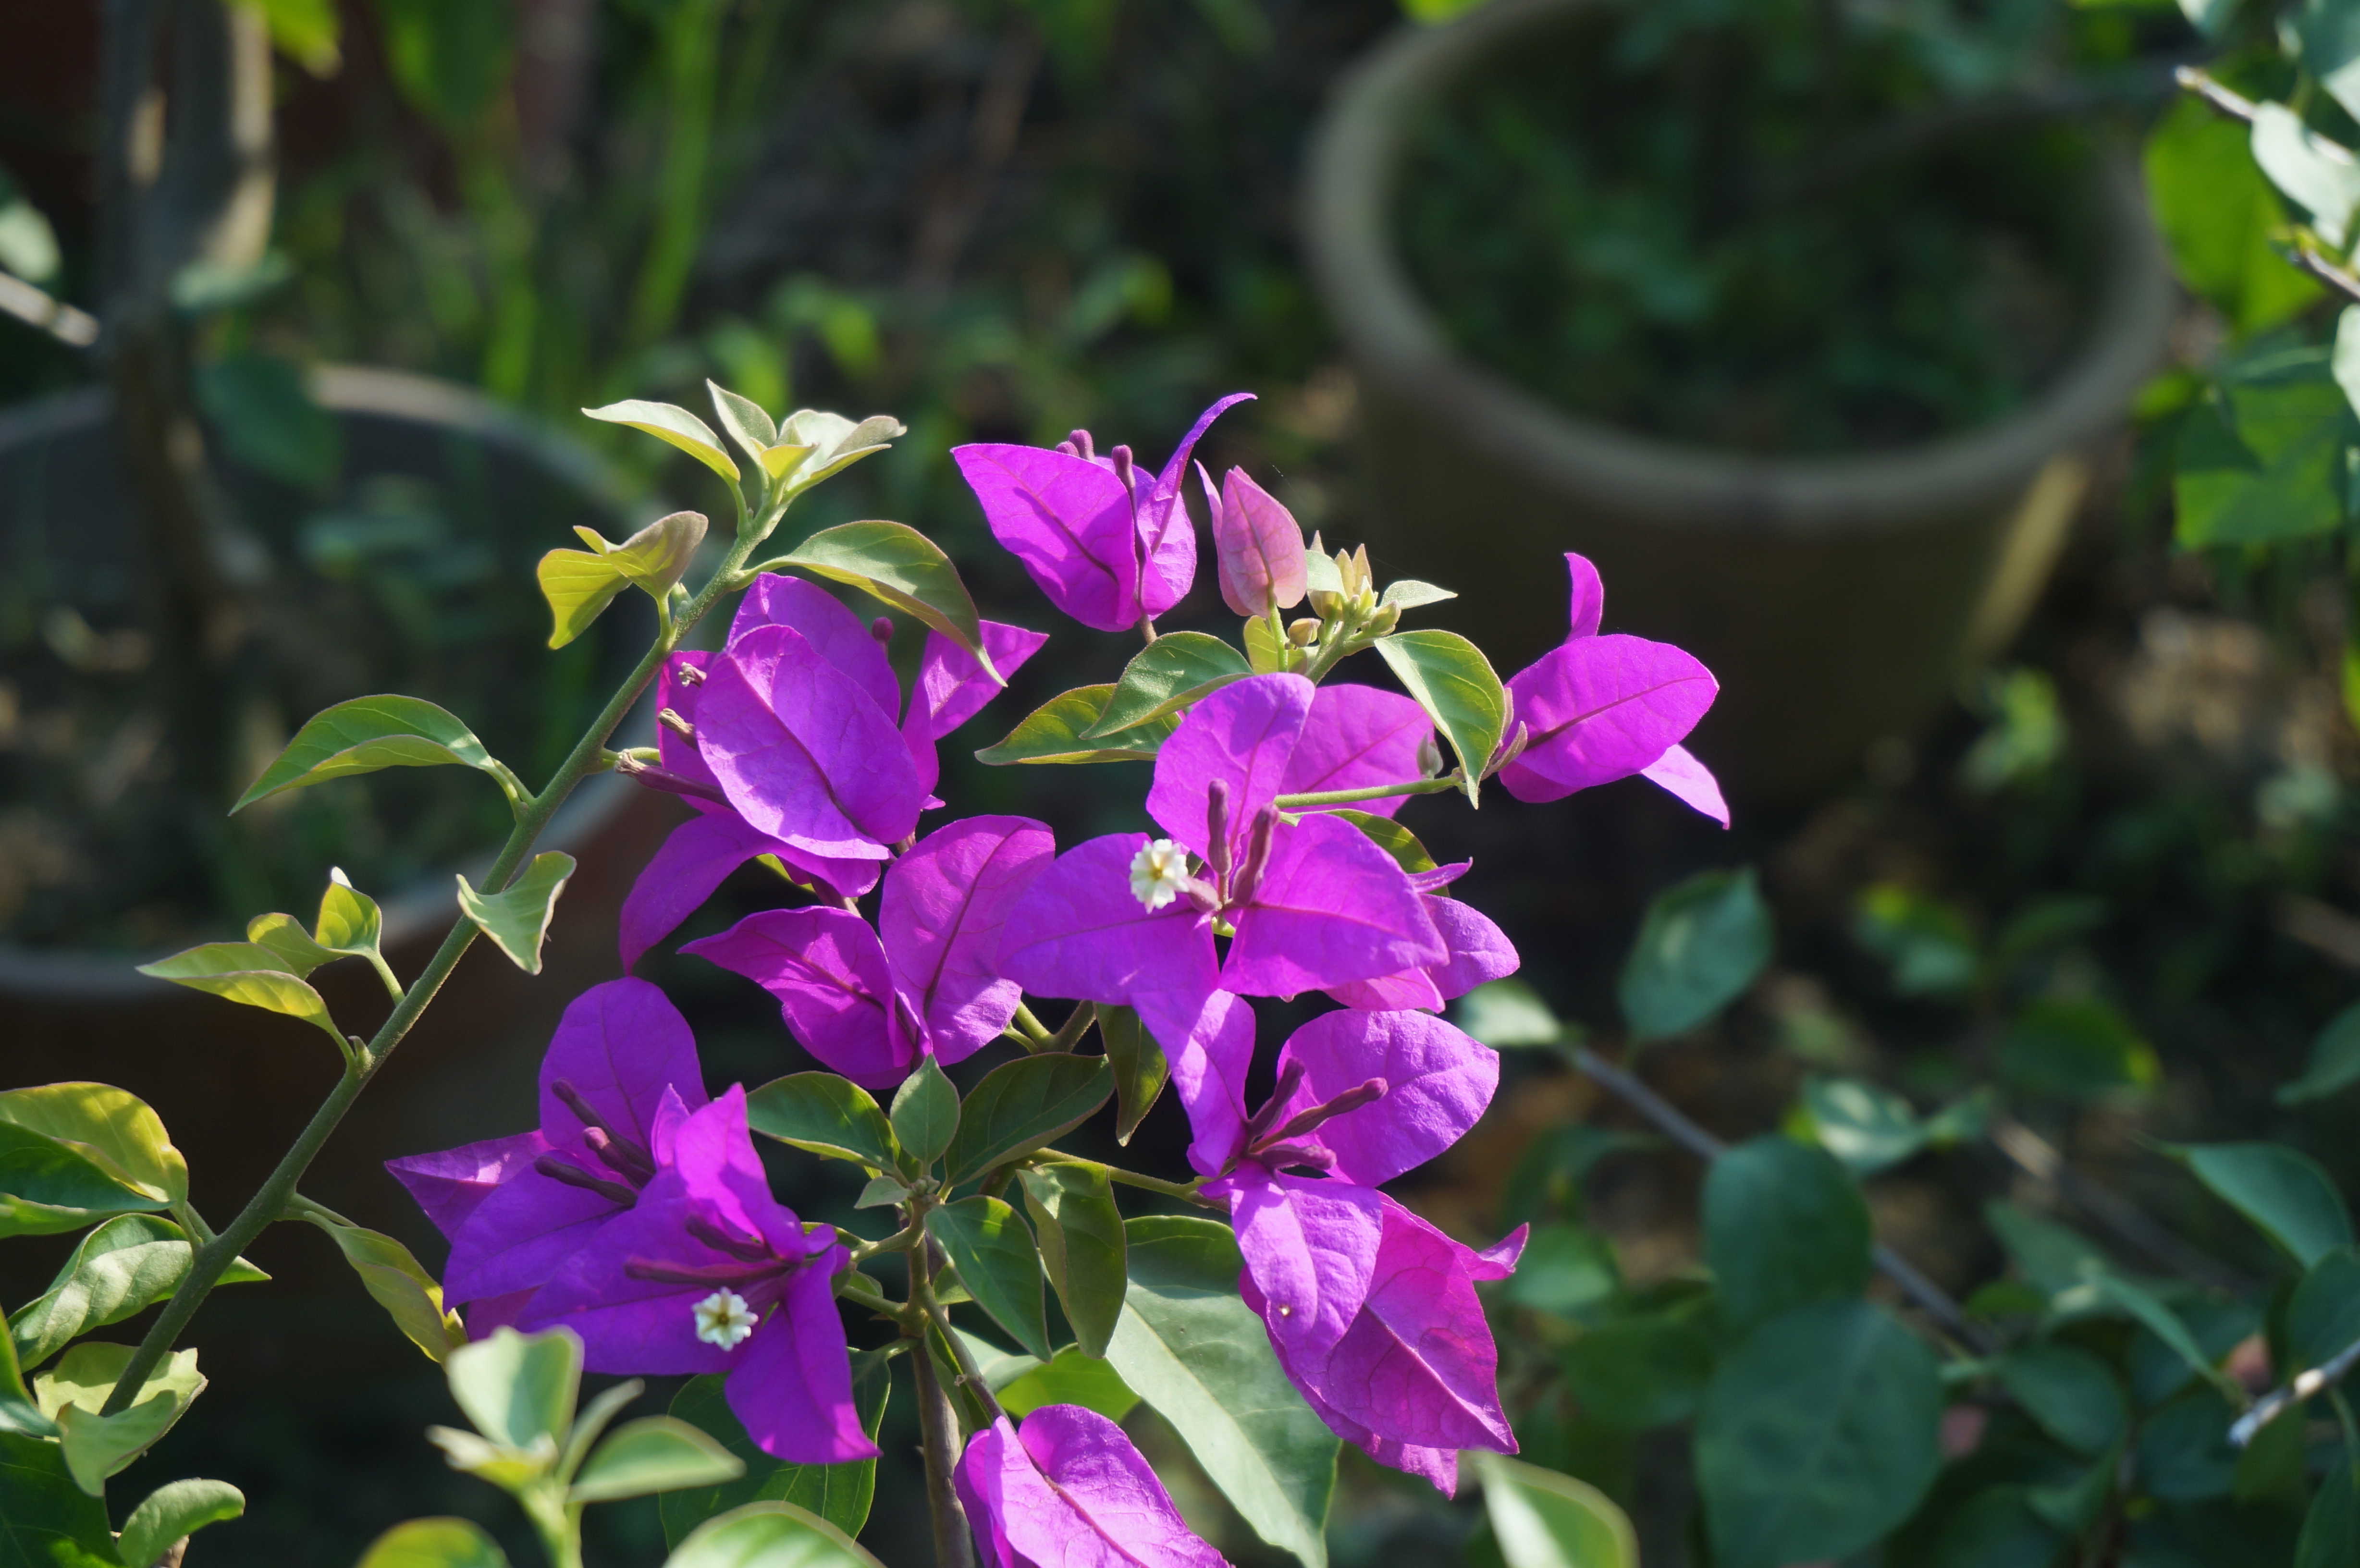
[1302,0,2173,801]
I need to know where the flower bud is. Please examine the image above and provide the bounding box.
[1201,464,1308,619]
[1286,617,1321,647]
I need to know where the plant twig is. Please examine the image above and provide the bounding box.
[0,269,99,347]
[1273,775,1463,809]
[1987,1115,2249,1292]
[908,1237,978,1568]
[1044,1001,1097,1054]
[2176,65,2259,125]
[1030,1154,1215,1207]
[2231,1333,2360,1447]
[1560,1043,1996,1354]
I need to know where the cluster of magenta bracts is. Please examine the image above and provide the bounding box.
[391,394,1722,1565]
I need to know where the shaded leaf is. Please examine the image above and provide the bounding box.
[11,1214,266,1370]
[660,1353,893,1546]
[1996,1345,2127,1457]
[1087,633,1252,736]
[889,1059,959,1169]
[942,1055,1112,1186]
[233,695,508,811]
[455,853,576,975]
[1455,979,1567,1049]
[976,685,1180,765]
[2174,344,2356,549]
[1559,1292,1717,1430]
[1701,1136,1870,1335]
[2288,1246,2360,1368]
[1473,1450,1638,1568]
[116,1477,245,1568]
[1098,1005,1168,1145]
[926,1196,1049,1359]
[0,1429,115,1568]
[2280,1001,2360,1105]
[1620,869,1772,1041]
[2000,998,2158,1101]
[1852,884,1979,997]
[746,1076,902,1174]
[446,1326,580,1451]
[1018,1164,1127,1358]
[1374,630,1506,805]
[2179,1142,2354,1268]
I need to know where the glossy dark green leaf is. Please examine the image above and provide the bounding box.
[233,694,508,811]
[1086,632,1252,736]
[354,1517,514,1568]
[1374,629,1505,805]
[772,521,992,671]
[1018,1164,1127,1358]
[996,1346,1138,1421]
[116,1477,246,1568]
[661,1353,892,1546]
[583,399,738,483]
[2180,1142,2353,1268]
[746,1075,901,1173]
[455,852,575,976]
[1701,1136,1870,1336]
[976,685,1179,765]
[1620,869,1773,1041]
[1104,1216,1337,1568]
[927,1196,1049,1360]
[11,1214,266,1370]
[2289,1246,2360,1367]
[1996,1345,2127,1457]
[1098,1005,1168,1145]
[943,1054,1112,1186]
[1473,1450,1638,1568]
[1328,810,1437,874]
[0,1430,116,1568]
[1999,998,2158,1102]
[136,941,345,1047]
[890,1059,959,1169]
[665,1500,885,1568]
[1695,1300,1942,1568]
[2281,1002,2360,1105]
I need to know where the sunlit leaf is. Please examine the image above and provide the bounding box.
[38,1343,205,1495]
[234,694,508,811]
[136,942,344,1048]
[664,1501,885,1568]
[456,852,576,975]
[1087,633,1253,735]
[976,685,1180,765]
[446,1326,581,1452]
[116,1476,246,1568]
[354,1517,514,1568]
[306,1219,466,1361]
[569,1417,744,1504]
[746,1075,902,1174]
[996,1346,1139,1421]
[1328,809,1436,874]
[1374,630,1506,804]
[770,521,992,673]
[1473,1450,1638,1568]
[583,399,739,484]
[11,1214,266,1370]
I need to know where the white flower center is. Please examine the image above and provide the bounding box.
[1129,838,1193,911]
[693,1288,759,1349]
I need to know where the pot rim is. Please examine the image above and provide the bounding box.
[1300,0,2176,537]
[0,365,653,1002]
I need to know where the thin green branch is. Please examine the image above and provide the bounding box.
[908,1237,979,1568]
[1044,1001,1097,1054]
[1274,774,1462,809]
[1010,1002,1054,1046]
[1031,1154,1214,1207]
[850,1220,924,1263]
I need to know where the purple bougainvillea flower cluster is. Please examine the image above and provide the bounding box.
[617,574,1047,967]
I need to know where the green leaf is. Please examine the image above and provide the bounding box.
[708,381,778,463]
[0,1129,169,1241]
[1999,998,2159,1101]
[771,522,993,673]
[1379,579,1456,611]
[245,867,385,976]
[1619,868,1773,1041]
[2144,97,2322,333]
[773,411,904,491]
[135,942,345,1048]
[11,1214,266,1370]
[1802,1078,1930,1175]
[308,1220,465,1361]
[0,1303,47,1440]
[116,1477,245,1568]
[1558,1292,1717,1430]
[2135,1386,2238,1502]
[2281,1001,2360,1104]
[1701,1136,1870,1335]
[1996,1345,2127,1456]
[661,1354,892,1547]
[38,1344,205,1495]
[570,1417,743,1504]
[1243,612,1290,674]
[996,1346,1139,1421]
[1098,1005,1168,1145]
[0,1429,115,1568]
[248,0,340,74]
[1086,633,1252,736]
[1454,979,1566,1049]
[664,1500,886,1568]
[1984,1200,2111,1298]
[2299,1457,2360,1568]
[889,1059,960,1169]
[1104,1215,1338,1568]
[976,685,1179,765]
[234,694,509,812]
[0,1084,184,1208]
[455,853,576,975]
[583,399,739,484]
[581,511,708,598]
[354,1517,514,1568]
[1695,1300,1942,1568]
[746,1075,901,1173]
[1852,883,1980,997]
[2288,1246,2360,1367]
[1018,1164,1128,1358]
[446,1326,581,1450]
[943,1055,1112,1186]
[2252,103,2360,250]
[1373,629,1506,805]
[2179,1142,2354,1268]
[1473,1450,1638,1568]
[1328,810,1436,874]
[1500,1222,1621,1320]
[195,351,340,491]
[2298,0,2360,125]
[926,1196,1049,1359]
[535,550,632,652]
[377,0,510,129]
[2174,345,2357,549]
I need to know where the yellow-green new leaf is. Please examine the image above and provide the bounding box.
[234,695,508,811]
[708,381,777,463]
[578,510,708,597]
[0,1083,186,1207]
[356,1518,515,1568]
[537,548,632,650]
[37,1343,205,1495]
[316,867,383,955]
[665,1500,887,1568]
[1474,1451,1639,1568]
[308,1220,467,1361]
[583,399,739,483]
[136,942,345,1048]
[770,521,992,674]
[774,410,904,491]
[1375,629,1506,805]
[117,1477,246,1568]
[569,1416,745,1503]
[456,853,576,975]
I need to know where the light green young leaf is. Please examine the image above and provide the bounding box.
[355,1517,515,1568]
[540,511,705,647]
[774,410,905,489]
[576,511,709,598]
[1098,1005,1168,1145]
[2178,1142,2354,1268]
[316,868,383,955]
[2144,98,2322,332]
[926,1196,1050,1360]
[1019,1163,1128,1359]
[136,942,345,1047]
[535,550,631,651]
[942,1054,1112,1186]
[11,1214,266,1370]
[1378,579,1457,612]
[447,1326,582,1451]
[583,399,739,484]
[889,1058,960,1168]
[1374,629,1506,804]
[1454,978,1566,1049]
[234,694,509,811]
[1620,868,1773,1040]
[2175,344,2357,549]
[1473,1450,1638,1568]
[570,1416,744,1503]
[1087,633,1252,736]
[426,1424,557,1493]
[996,1346,1140,1421]
[746,1075,903,1173]
[456,852,576,975]
[976,685,1180,765]
[244,912,335,975]
[1105,1216,1338,1568]
[1243,611,1291,674]
[2252,102,2360,249]
[38,1343,205,1495]
[664,1500,886,1568]
[116,1477,246,1568]
[308,1220,466,1361]
[770,521,991,673]
[708,380,778,463]
[0,1084,185,1207]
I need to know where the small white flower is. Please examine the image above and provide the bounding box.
[693,1288,758,1349]
[1129,838,1193,911]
